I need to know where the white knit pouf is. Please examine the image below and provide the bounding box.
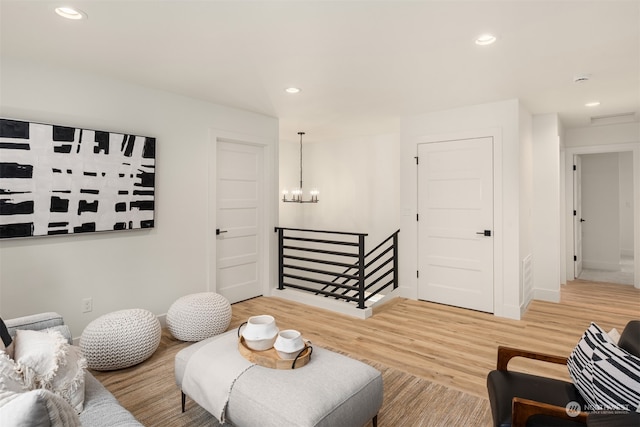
[80,308,161,371]
[167,292,232,341]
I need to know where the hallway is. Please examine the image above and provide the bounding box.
[578,254,635,285]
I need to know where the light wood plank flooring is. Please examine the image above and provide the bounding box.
[228,279,639,398]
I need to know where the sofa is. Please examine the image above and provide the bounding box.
[1,312,142,426]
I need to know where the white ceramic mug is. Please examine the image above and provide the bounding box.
[274,329,305,359]
[241,315,279,351]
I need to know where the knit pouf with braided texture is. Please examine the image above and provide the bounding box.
[167,292,232,341]
[80,308,161,371]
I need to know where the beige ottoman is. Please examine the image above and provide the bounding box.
[80,308,161,371]
[166,292,232,341]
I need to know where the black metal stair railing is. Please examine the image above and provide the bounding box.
[323,231,399,302]
[275,227,399,309]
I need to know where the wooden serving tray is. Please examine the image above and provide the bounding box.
[238,336,312,369]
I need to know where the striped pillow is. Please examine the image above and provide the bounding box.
[567,322,640,413]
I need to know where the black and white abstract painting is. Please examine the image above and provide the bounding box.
[0,118,155,239]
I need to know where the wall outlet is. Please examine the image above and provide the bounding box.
[81,297,93,313]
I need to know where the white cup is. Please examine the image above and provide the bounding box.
[273,329,305,359]
[242,315,279,351]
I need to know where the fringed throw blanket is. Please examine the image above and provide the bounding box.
[181,332,255,423]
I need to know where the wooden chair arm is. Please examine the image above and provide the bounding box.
[512,397,588,427]
[497,346,568,371]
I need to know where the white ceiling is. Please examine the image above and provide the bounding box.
[1,1,638,142]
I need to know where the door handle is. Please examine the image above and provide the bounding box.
[580,218,586,223]
[216,228,228,235]
[476,230,492,237]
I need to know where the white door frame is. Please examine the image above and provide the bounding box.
[208,129,278,297]
[563,142,640,288]
[573,155,583,278]
[414,128,506,316]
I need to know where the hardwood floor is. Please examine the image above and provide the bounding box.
[229,279,639,398]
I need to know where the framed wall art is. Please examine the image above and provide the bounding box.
[0,118,156,239]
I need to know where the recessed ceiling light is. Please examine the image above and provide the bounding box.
[585,101,601,107]
[574,74,591,83]
[55,7,87,20]
[285,87,301,94]
[475,34,497,46]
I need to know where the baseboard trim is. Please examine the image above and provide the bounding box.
[533,288,561,303]
[157,313,167,328]
[369,287,402,309]
[500,304,521,320]
[272,288,372,319]
[583,260,621,271]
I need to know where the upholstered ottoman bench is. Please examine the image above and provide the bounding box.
[175,330,383,427]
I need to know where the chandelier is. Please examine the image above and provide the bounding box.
[281,132,319,203]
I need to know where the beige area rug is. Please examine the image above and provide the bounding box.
[367,360,492,426]
[93,334,492,426]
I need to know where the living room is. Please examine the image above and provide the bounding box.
[1,1,639,426]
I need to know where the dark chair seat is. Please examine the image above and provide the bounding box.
[586,411,640,427]
[524,415,589,427]
[487,371,585,427]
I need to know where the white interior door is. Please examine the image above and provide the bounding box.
[573,155,583,278]
[417,137,494,313]
[216,141,264,303]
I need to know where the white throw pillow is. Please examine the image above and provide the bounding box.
[0,389,51,426]
[51,346,86,413]
[0,352,25,393]
[14,329,66,387]
[0,388,81,427]
[13,329,87,413]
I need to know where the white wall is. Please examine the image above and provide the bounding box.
[565,122,640,147]
[619,152,635,256]
[532,114,561,302]
[278,137,304,229]
[519,106,534,307]
[400,99,526,319]
[581,153,621,270]
[0,57,278,338]
[278,133,401,246]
